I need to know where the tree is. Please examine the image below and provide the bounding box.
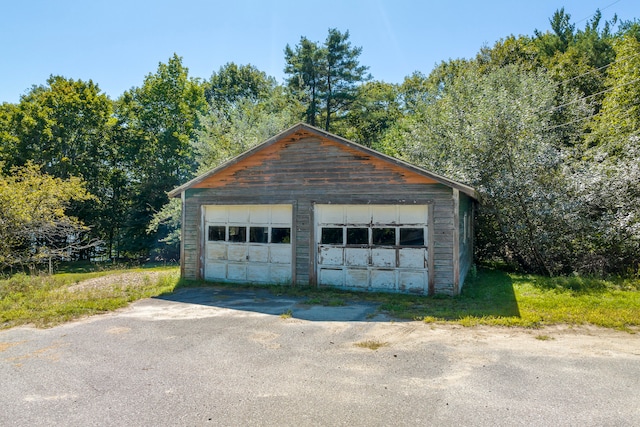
[146,197,182,261]
[476,35,541,72]
[341,81,402,147]
[0,76,116,259]
[322,29,371,131]
[0,103,20,167]
[149,63,297,259]
[284,29,370,132]
[534,8,576,57]
[194,97,295,173]
[0,162,96,271]
[5,76,113,179]
[571,31,640,273]
[284,37,325,127]
[383,63,591,275]
[590,32,640,153]
[115,54,207,256]
[205,63,277,111]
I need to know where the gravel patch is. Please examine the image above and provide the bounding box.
[66,271,168,292]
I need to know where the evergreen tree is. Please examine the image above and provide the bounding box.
[284,29,370,132]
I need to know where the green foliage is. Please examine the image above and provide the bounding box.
[4,76,114,178]
[146,198,182,260]
[379,8,639,276]
[0,77,119,260]
[114,54,207,256]
[590,33,640,150]
[205,63,277,111]
[284,36,325,127]
[534,8,576,57]
[0,162,95,269]
[477,35,541,72]
[284,28,371,132]
[194,75,297,172]
[340,81,402,147]
[383,63,579,274]
[2,11,639,279]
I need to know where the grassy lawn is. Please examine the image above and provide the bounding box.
[1,265,639,331]
[430,268,640,330]
[0,266,180,329]
[252,267,640,331]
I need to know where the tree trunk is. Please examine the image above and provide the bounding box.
[325,75,332,131]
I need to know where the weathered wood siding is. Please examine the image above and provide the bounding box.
[181,132,459,294]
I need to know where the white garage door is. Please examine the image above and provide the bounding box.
[316,204,428,293]
[204,205,292,284]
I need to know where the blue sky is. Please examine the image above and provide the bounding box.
[1,0,637,103]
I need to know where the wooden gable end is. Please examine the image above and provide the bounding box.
[192,129,438,190]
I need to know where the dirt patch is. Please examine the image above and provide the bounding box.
[0,341,26,352]
[356,322,640,359]
[67,271,168,292]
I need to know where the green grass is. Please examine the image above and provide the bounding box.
[0,266,180,329]
[378,268,640,331]
[2,265,639,332]
[223,267,640,331]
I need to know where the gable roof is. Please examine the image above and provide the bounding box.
[169,123,476,199]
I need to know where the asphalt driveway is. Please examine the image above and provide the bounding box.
[1,287,639,426]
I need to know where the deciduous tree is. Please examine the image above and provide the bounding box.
[115,54,207,256]
[0,162,96,271]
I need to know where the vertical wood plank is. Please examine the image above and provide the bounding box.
[198,203,204,280]
[309,202,317,286]
[291,201,297,285]
[428,203,435,296]
[452,189,460,295]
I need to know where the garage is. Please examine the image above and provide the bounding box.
[316,204,430,293]
[170,123,476,295]
[203,204,292,284]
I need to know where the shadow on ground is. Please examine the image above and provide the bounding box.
[453,268,521,319]
[155,267,521,323]
[155,286,395,322]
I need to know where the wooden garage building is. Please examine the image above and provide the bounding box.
[169,123,476,295]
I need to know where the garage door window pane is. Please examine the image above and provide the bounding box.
[373,228,395,246]
[208,226,226,241]
[250,227,268,243]
[271,228,291,244]
[322,228,343,244]
[400,228,424,246]
[229,226,246,242]
[347,228,368,245]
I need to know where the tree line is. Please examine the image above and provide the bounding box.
[1,9,639,277]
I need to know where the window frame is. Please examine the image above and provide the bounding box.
[320,225,426,248]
